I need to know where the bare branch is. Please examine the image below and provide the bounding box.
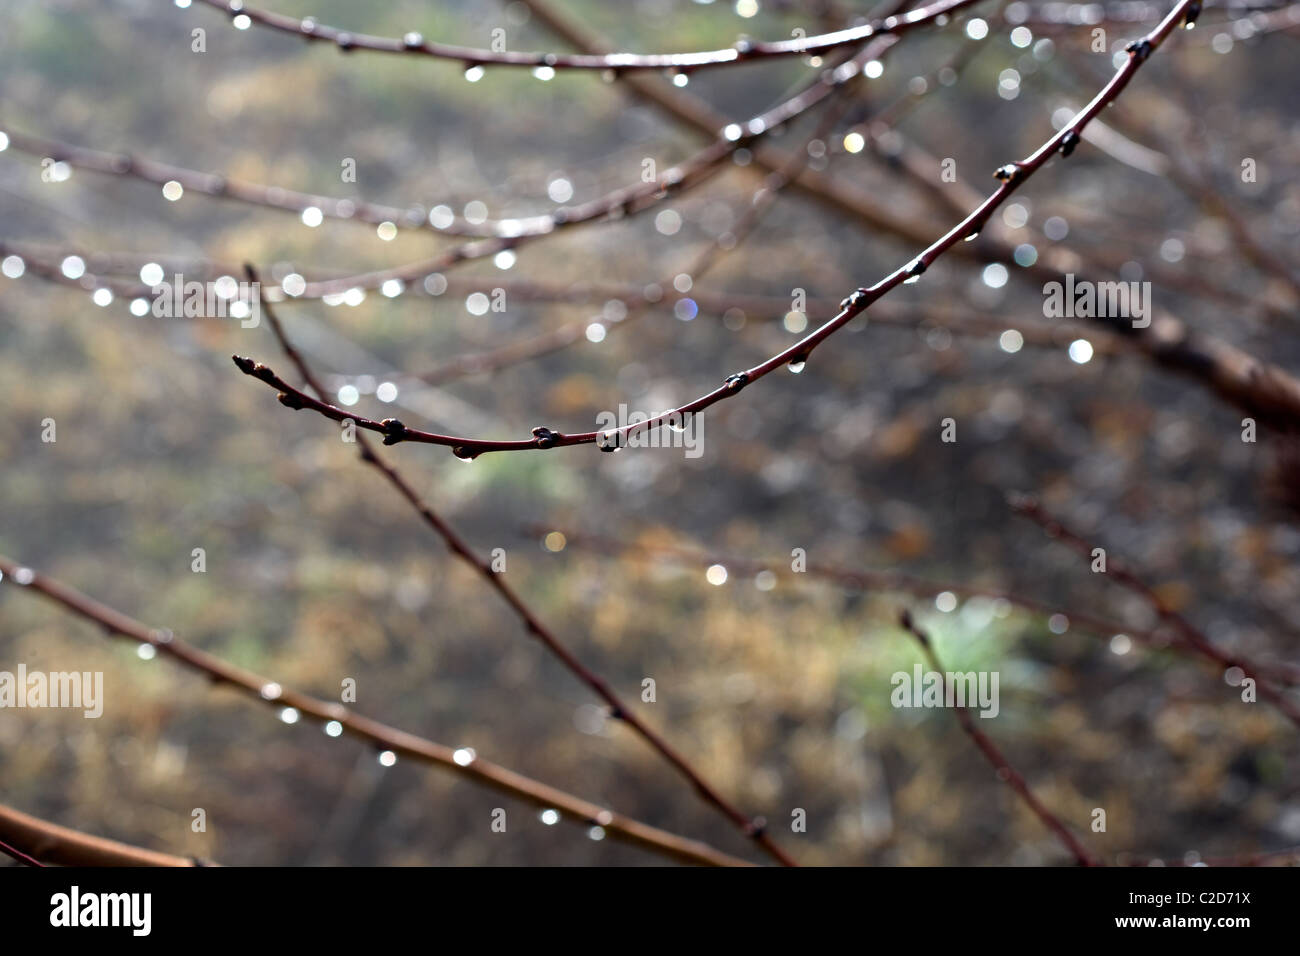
[1010,494,1300,729]
[190,0,984,73]
[543,525,1300,688]
[248,268,797,866]
[237,1,1213,457]
[0,555,751,867]
[898,609,1100,866]
[0,804,200,868]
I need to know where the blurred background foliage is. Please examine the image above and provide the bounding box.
[1,0,1298,865]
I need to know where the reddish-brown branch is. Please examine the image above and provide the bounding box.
[1010,494,1300,729]
[247,268,797,867]
[190,0,984,72]
[0,804,199,868]
[898,609,1101,866]
[523,0,1300,430]
[0,835,46,867]
[0,555,750,867]
[237,0,1208,457]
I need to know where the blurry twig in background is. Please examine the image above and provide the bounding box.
[0,556,748,867]
[0,17,886,304]
[899,606,1300,866]
[1010,494,1300,729]
[530,524,1300,687]
[534,524,1147,643]
[898,607,1101,866]
[402,40,873,386]
[0,802,197,867]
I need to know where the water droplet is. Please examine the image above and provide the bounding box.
[464,65,485,83]
[452,446,479,462]
[788,360,806,374]
[964,230,980,242]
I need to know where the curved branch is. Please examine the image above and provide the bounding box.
[235,0,1209,458]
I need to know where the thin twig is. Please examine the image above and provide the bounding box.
[542,526,1300,688]
[395,34,874,384]
[0,834,46,867]
[1010,493,1300,729]
[541,526,1154,645]
[0,37,887,304]
[898,608,1100,866]
[236,0,1213,457]
[522,0,1300,428]
[247,267,797,866]
[190,0,984,72]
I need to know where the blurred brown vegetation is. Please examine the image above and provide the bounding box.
[1,0,1298,865]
